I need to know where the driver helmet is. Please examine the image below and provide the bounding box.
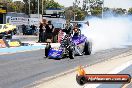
[73,26,79,33]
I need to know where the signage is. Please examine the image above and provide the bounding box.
[8,17,39,26]
[9,17,29,25]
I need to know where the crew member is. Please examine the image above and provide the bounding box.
[45,21,54,42]
[42,19,47,42]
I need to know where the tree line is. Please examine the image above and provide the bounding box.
[0,0,63,14]
[65,0,132,21]
[0,0,132,21]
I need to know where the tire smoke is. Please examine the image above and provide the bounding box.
[81,16,132,53]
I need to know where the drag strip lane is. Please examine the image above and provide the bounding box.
[96,65,132,88]
[0,46,132,88]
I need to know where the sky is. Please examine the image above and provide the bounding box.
[13,0,132,10]
[54,0,132,10]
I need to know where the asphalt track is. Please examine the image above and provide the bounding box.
[0,46,132,88]
[97,65,132,88]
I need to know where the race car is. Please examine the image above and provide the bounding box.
[45,21,92,59]
[0,24,17,39]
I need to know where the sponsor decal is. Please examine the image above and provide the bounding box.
[52,52,58,57]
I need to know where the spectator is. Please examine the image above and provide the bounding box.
[22,24,26,35]
[38,23,44,42]
[42,19,47,42]
[45,21,54,42]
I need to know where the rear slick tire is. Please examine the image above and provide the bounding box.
[84,41,91,55]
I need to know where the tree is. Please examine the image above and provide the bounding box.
[13,1,25,13]
[23,0,64,14]
[64,6,87,21]
[0,0,25,13]
[112,8,126,16]
[65,6,74,20]
[46,0,63,9]
[81,0,104,17]
[23,0,29,14]
[128,8,132,15]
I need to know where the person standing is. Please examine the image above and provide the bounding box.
[22,24,26,35]
[38,23,44,42]
[45,21,54,42]
[42,19,47,42]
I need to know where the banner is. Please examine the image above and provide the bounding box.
[8,17,40,26]
[9,17,29,26]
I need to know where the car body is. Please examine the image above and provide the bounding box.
[0,24,17,39]
[45,21,92,59]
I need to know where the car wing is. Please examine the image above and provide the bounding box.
[70,21,89,26]
[70,21,88,23]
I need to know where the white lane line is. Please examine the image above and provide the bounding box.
[84,60,132,88]
[108,60,132,74]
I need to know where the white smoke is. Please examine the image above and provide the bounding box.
[81,16,132,53]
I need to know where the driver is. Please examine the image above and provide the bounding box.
[73,24,80,37]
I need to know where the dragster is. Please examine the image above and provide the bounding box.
[45,21,92,59]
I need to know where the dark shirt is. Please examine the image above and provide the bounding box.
[39,24,44,33]
[63,26,72,34]
[45,24,54,33]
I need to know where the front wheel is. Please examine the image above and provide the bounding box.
[45,44,51,58]
[69,47,75,59]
